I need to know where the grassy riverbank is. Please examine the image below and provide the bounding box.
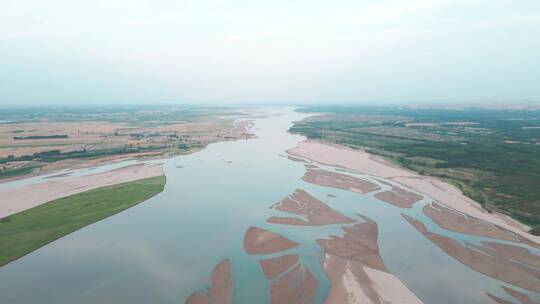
[0,175,166,266]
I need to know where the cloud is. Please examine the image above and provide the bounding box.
[0,0,539,104]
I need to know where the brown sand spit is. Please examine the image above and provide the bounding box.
[259,254,299,279]
[185,293,210,304]
[482,242,540,268]
[403,214,540,293]
[502,286,538,304]
[288,140,539,245]
[185,259,233,304]
[302,169,379,194]
[243,226,299,255]
[317,216,423,304]
[486,293,514,304]
[0,163,163,218]
[288,140,413,179]
[487,286,539,304]
[424,202,535,245]
[374,186,423,208]
[267,189,356,226]
[288,155,308,163]
[322,255,423,304]
[269,263,318,304]
[317,216,387,272]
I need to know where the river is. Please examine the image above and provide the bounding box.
[0,107,538,304]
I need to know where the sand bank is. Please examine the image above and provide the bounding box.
[260,254,299,279]
[267,189,355,226]
[403,214,540,293]
[288,140,539,244]
[317,216,423,304]
[482,242,540,268]
[186,259,233,304]
[0,163,163,218]
[424,202,535,246]
[270,263,317,304]
[302,168,379,194]
[288,155,308,163]
[244,225,317,303]
[288,140,413,178]
[487,286,538,304]
[501,286,537,304]
[374,186,423,208]
[243,226,299,255]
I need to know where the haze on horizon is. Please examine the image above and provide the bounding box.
[1,0,539,106]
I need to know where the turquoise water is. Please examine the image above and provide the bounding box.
[0,107,538,304]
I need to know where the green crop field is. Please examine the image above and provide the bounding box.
[0,175,166,266]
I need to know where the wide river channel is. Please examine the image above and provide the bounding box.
[0,107,538,304]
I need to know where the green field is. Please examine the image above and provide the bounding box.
[291,106,540,234]
[0,175,166,266]
[0,165,42,180]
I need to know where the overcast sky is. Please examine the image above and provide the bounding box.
[1,0,539,105]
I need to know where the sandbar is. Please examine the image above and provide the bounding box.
[186,293,209,304]
[403,214,540,293]
[270,263,317,304]
[186,259,233,304]
[486,286,539,304]
[302,168,379,194]
[259,254,299,279]
[374,186,423,208]
[267,188,355,226]
[317,216,423,304]
[424,202,528,243]
[501,286,538,304]
[244,226,299,255]
[288,140,539,245]
[288,155,308,163]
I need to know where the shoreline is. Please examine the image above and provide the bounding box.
[0,118,255,185]
[0,117,256,218]
[0,175,167,267]
[0,162,164,219]
[287,139,540,245]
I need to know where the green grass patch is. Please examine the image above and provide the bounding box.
[0,165,42,180]
[0,175,166,267]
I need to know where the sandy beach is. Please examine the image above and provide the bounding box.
[243,225,317,304]
[288,140,540,244]
[0,163,163,218]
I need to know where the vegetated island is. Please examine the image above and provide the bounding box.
[289,105,540,235]
[0,175,166,266]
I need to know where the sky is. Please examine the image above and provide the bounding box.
[1,0,539,106]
